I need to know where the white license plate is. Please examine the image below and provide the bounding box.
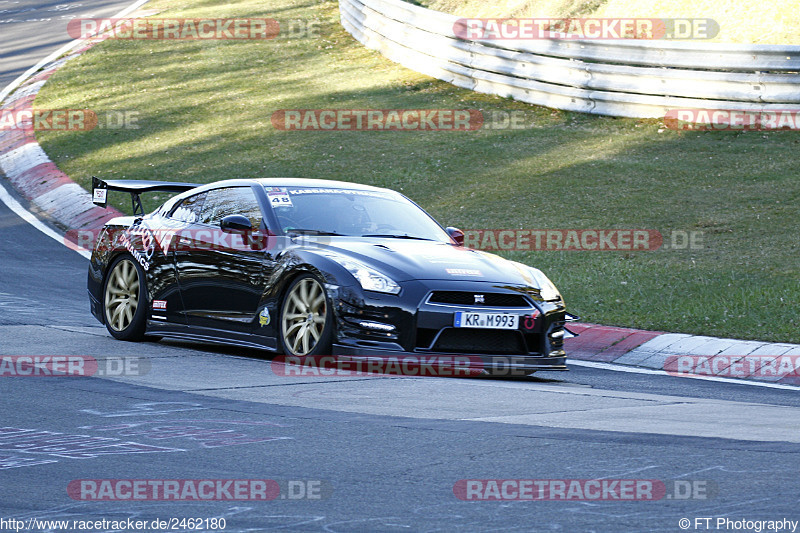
[454,312,519,329]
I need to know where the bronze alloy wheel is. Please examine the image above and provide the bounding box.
[280,275,331,355]
[105,258,140,332]
[103,256,147,340]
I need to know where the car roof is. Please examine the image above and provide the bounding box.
[180,178,392,194]
[256,178,390,192]
[159,178,398,212]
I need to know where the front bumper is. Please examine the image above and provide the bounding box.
[330,279,569,375]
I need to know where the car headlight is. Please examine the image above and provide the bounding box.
[512,262,562,302]
[332,256,401,294]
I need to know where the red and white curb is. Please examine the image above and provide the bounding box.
[0,69,122,258]
[566,323,800,388]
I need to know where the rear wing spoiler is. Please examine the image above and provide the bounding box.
[92,176,198,216]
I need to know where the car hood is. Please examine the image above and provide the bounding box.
[313,238,539,286]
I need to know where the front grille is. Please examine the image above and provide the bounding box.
[431,328,527,355]
[427,291,530,308]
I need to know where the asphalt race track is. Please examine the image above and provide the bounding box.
[1,2,799,532]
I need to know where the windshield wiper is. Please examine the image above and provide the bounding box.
[286,229,343,236]
[362,234,434,240]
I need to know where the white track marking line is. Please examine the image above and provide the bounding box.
[0,182,90,258]
[569,359,800,390]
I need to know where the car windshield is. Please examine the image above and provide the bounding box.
[265,186,451,242]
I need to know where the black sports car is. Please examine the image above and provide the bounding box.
[88,177,570,375]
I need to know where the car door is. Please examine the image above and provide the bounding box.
[145,192,209,325]
[174,186,270,333]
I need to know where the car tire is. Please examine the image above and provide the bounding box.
[279,274,333,356]
[103,255,148,341]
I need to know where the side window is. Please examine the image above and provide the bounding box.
[169,192,207,223]
[200,187,263,229]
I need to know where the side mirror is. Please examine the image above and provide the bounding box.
[220,214,252,234]
[446,226,465,246]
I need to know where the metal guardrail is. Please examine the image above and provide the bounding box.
[338,0,800,118]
